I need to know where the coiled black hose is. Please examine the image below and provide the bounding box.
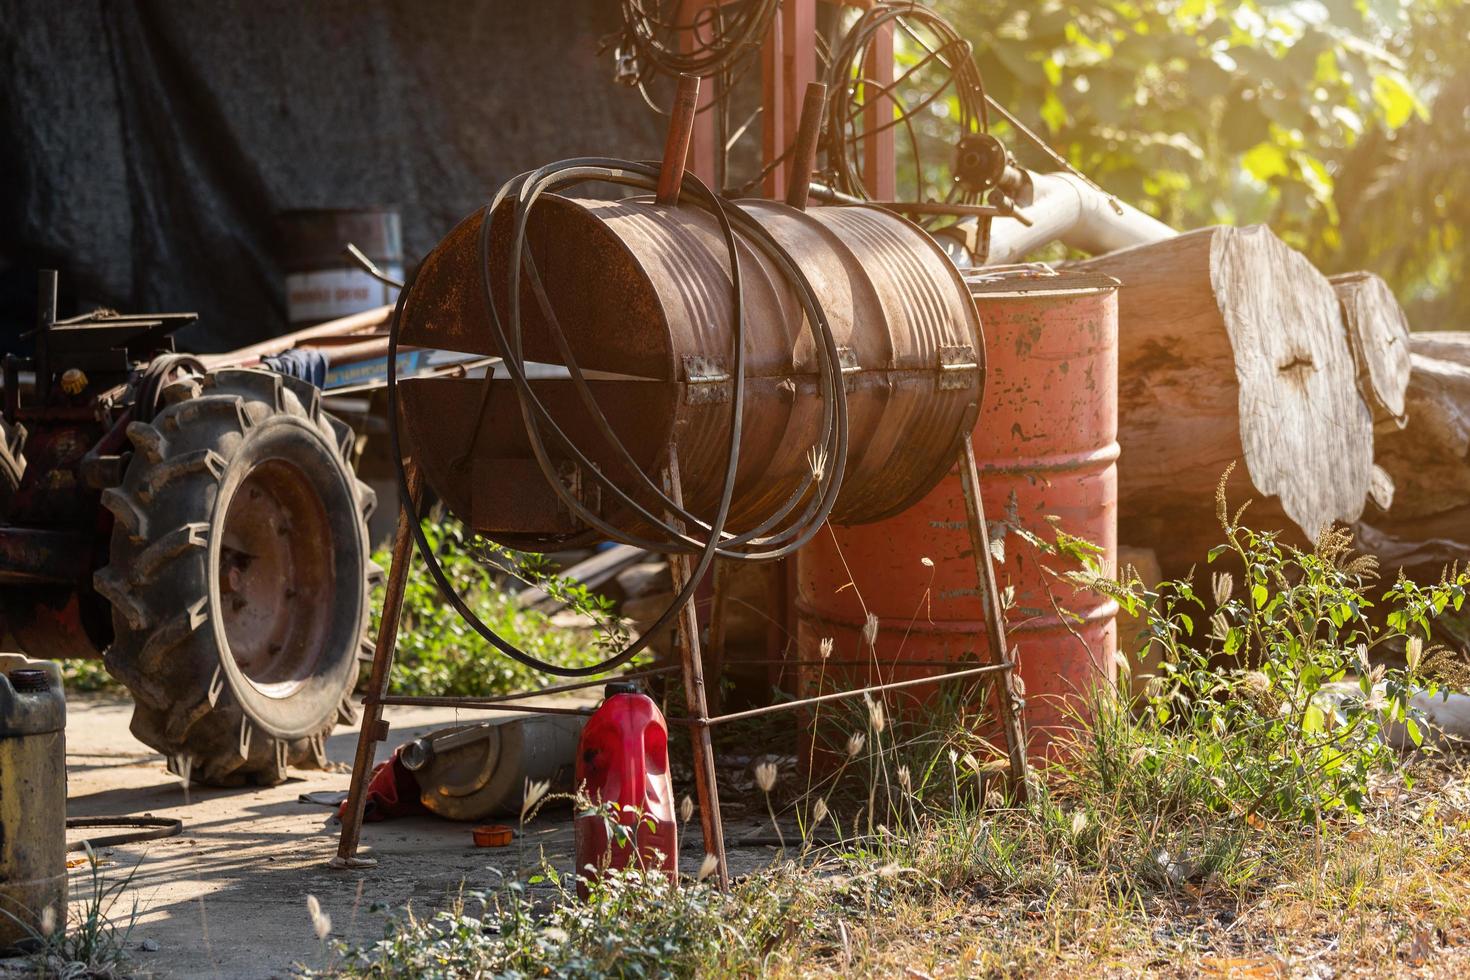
[388,159,849,677]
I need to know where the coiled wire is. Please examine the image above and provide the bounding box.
[388,159,849,677]
[822,2,990,205]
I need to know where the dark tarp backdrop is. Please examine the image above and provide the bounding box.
[0,0,663,352]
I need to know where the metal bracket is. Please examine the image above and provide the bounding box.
[682,354,731,404]
[836,346,862,392]
[938,345,980,390]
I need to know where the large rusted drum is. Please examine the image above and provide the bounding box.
[795,269,1120,758]
[396,197,983,550]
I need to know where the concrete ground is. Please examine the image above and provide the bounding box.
[27,693,777,979]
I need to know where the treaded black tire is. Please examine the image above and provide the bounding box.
[95,368,378,785]
[0,417,25,520]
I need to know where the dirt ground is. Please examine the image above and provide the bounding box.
[15,693,773,980]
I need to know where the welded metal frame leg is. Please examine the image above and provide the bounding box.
[957,434,1030,801]
[663,453,729,889]
[331,462,425,868]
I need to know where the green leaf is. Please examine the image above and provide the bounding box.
[1252,583,1270,609]
[1406,716,1423,747]
[1371,71,1428,129]
[1039,90,1068,132]
[1242,141,1291,182]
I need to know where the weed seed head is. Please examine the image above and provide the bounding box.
[307,894,332,941]
[862,612,879,649]
[1406,636,1424,673]
[40,905,55,937]
[1212,571,1234,606]
[812,797,829,823]
[521,778,551,824]
[679,795,694,825]
[865,695,887,733]
[808,445,828,482]
[897,765,911,792]
[847,731,866,758]
[1070,810,1088,837]
[754,761,777,794]
[819,637,834,660]
[697,854,719,882]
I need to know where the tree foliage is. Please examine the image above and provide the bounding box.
[934,0,1467,325]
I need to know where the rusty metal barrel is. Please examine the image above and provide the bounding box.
[278,208,403,326]
[794,268,1120,758]
[395,196,983,550]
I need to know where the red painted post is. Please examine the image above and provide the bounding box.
[861,21,896,199]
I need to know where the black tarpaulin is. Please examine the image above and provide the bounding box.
[0,1,663,352]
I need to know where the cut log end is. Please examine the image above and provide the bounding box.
[1212,227,1374,538]
[1330,271,1411,428]
[1357,333,1470,579]
[1078,225,1375,569]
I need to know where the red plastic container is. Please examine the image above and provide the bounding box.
[573,684,677,889]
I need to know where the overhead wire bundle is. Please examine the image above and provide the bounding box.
[608,0,777,109]
[386,161,850,677]
[820,1,991,205]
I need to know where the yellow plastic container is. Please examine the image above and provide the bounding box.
[0,655,66,952]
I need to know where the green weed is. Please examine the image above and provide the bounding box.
[371,521,633,697]
[1,845,139,980]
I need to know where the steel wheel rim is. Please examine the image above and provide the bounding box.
[218,457,336,699]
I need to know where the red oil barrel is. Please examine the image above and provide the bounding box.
[573,684,677,891]
[794,269,1120,759]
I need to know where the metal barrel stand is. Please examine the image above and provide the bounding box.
[332,436,1028,886]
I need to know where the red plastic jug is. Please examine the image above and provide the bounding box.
[574,683,677,890]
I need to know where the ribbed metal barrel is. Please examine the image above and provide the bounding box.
[794,270,1120,758]
[396,196,983,550]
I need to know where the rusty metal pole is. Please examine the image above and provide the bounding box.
[957,433,1030,801]
[663,447,728,889]
[331,461,424,868]
[656,74,702,207]
[34,270,56,400]
[784,82,827,211]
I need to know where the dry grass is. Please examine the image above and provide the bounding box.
[324,511,1470,978]
[761,759,1470,977]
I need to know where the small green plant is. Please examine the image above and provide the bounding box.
[59,659,121,694]
[312,861,796,979]
[1066,467,1465,825]
[372,520,634,697]
[1,844,140,980]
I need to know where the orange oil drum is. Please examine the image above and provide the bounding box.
[794,269,1120,760]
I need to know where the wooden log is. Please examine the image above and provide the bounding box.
[1073,226,1374,574]
[1330,271,1411,429]
[1356,332,1470,576]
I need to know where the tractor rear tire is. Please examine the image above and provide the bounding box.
[95,368,378,785]
[0,417,25,520]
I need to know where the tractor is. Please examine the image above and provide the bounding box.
[1,271,381,785]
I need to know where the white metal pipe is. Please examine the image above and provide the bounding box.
[945,171,1177,267]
